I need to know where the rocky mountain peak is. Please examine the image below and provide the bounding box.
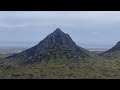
[54,28,62,33]
[52,28,66,37]
[7,28,91,64]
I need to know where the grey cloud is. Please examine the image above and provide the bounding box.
[0,11,120,48]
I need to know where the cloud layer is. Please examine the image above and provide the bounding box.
[0,11,120,48]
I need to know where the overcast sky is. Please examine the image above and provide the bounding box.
[0,11,120,48]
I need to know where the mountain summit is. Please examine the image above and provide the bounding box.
[7,28,91,64]
[53,28,62,33]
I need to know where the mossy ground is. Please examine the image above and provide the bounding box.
[0,57,120,79]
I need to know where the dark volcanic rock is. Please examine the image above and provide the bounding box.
[7,28,91,64]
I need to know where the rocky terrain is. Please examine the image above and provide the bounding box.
[0,28,120,79]
[7,28,93,64]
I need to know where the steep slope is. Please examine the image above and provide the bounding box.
[7,28,93,64]
[100,41,120,59]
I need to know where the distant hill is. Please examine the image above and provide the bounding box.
[7,28,94,64]
[100,41,120,59]
[0,47,27,54]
